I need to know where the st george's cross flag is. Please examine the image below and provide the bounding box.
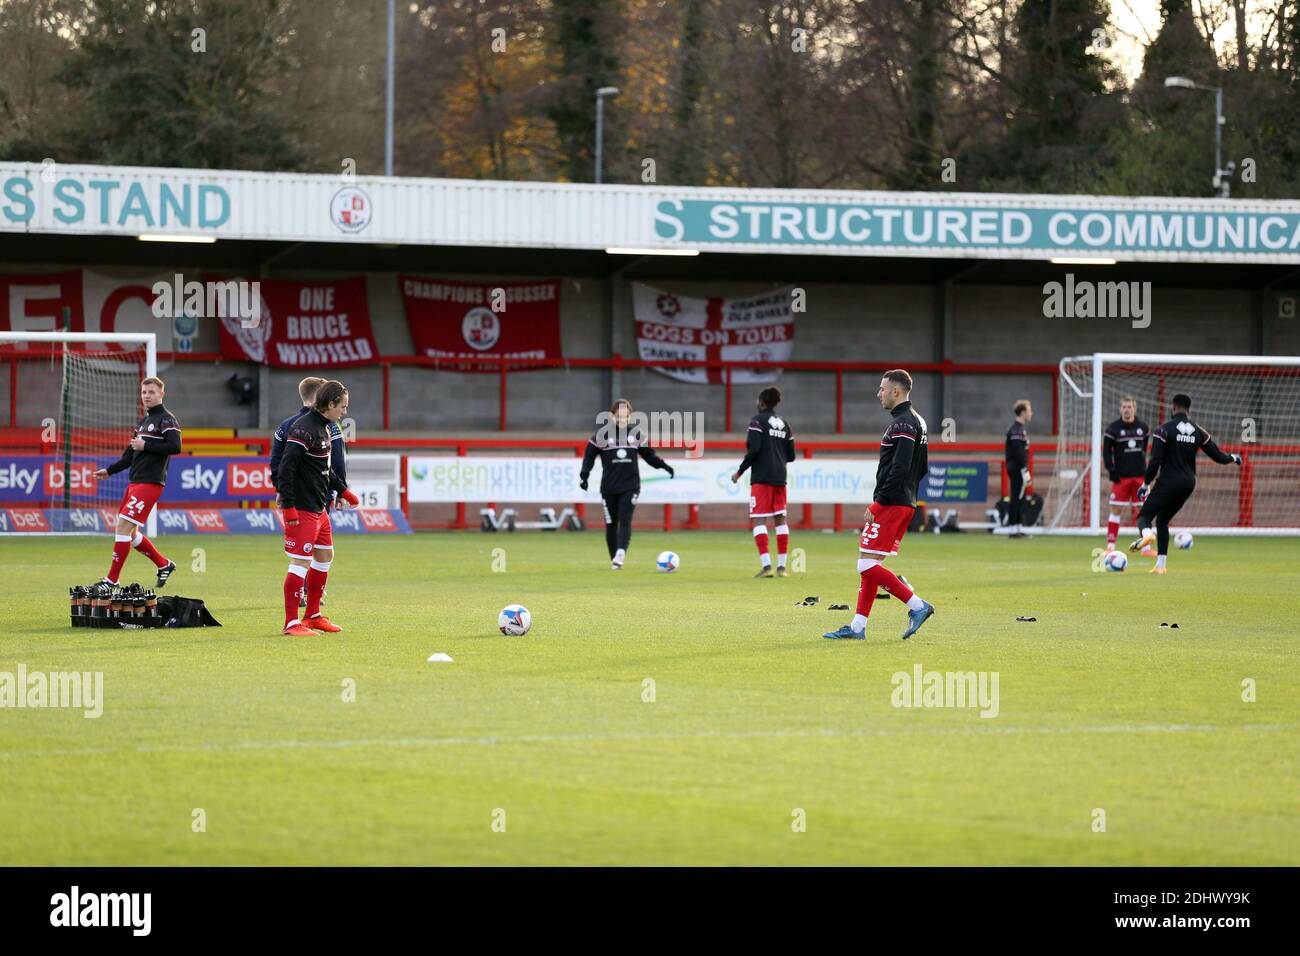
[632,283,795,384]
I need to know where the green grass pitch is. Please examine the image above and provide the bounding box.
[1,530,1296,866]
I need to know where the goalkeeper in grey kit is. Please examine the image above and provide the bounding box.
[579,399,675,569]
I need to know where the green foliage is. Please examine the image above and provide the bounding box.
[1,0,1299,196]
[544,0,621,183]
[0,0,307,170]
[52,0,307,170]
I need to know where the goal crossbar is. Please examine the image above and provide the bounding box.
[0,331,157,377]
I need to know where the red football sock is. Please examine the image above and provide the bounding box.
[133,532,169,569]
[284,569,307,626]
[305,566,328,618]
[855,572,878,618]
[106,535,131,584]
[864,564,915,603]
[753,527,769,557]
[1106,514,1120,546]
[775,524,789,555]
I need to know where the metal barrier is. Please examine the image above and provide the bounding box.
[3,350,1061,433]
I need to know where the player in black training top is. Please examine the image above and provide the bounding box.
[277,380,359,634]
[1004,400,1033,538]
[579,399,674,569]
[824,369,934,641]
[271,376,348,496]
[92,376,180,589]
[1129,393,1240,573]
[731,387,796,577]
[1102,396,1152,554]
[271,376,347,609]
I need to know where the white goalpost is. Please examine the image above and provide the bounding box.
[1049,352,1300,536]
[0,331,158,536]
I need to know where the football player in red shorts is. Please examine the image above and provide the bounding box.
[731,387,796,577]
[276,380,359,636]
[824,370,935,640]
[1103,396,1154,555]
[92,376,180,589]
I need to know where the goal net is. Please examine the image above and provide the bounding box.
[0,332,156,534]
[1049,353,1300,535]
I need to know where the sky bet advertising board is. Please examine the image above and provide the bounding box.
[0,507,410,534]
[0,455,277,504]
[0,455,409,533]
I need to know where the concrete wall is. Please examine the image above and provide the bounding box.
[3,264,1294,439]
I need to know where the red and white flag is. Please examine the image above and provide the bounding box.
[632,283,794,384]
[214,275,379,368]
[398,277,563,369]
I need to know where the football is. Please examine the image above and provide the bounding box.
[1104,550,1128,572]
[497,604,531,635]
[656,550,680,573]
[1175,531,1194,549]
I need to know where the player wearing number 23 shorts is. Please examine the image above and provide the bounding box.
[824,370,935,642]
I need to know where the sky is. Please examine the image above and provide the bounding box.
[1107,1,1271,81]
[1109,0,1161,79]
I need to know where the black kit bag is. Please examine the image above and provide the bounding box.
[1020,493,1044,526]
[996,493,1044,527]
[155,596,222,628]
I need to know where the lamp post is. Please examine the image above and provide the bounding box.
[385,0,395,177]
[1164,76,1232,197]
[594,87,620,184]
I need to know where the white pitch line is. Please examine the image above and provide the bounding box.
[0,723,1295,761]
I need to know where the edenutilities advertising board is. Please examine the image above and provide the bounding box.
[405,457,993,505]
[2,454,991,510]
[407,456,879,505]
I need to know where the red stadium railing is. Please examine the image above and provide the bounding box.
[369,354,1062,434]
[382,438,1029,531]
[0,431,1028,530]
[1072,442,1300,528]
[2,350,1062,434]
[0,428,270,455]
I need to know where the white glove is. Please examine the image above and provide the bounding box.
[1232,454,1243,466]
[1020,469,1031,491]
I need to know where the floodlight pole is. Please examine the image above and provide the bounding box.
[594,87,620,184]
[1164,76,1230,197]
[1214,86,1224,197]
[385,0,395,177]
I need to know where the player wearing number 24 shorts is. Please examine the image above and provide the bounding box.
[92,377,180,590]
